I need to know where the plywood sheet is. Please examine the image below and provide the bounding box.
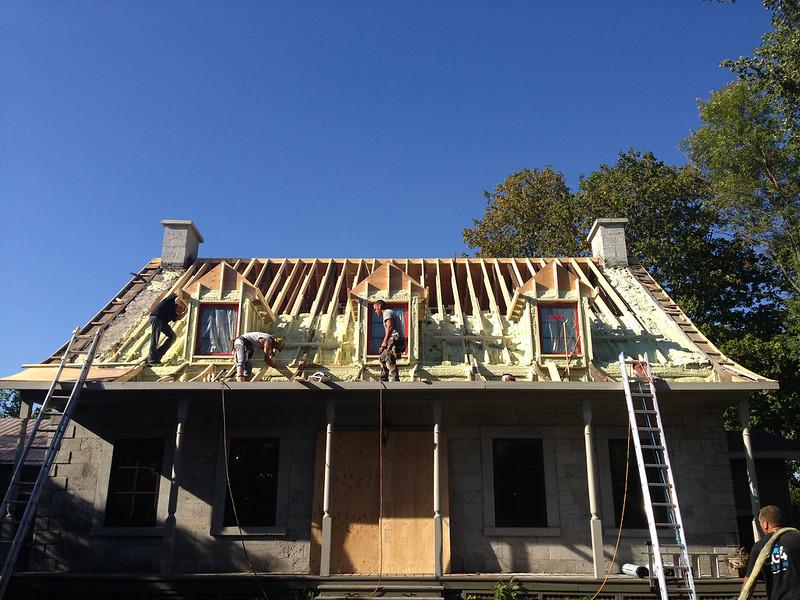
[311,430,450,575]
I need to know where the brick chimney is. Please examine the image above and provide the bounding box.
[161,220,203,267]
[587,218,629,267]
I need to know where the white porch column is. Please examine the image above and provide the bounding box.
[320,399,335,576]
[582,399,605,577]
[161,398,189,575]
[739,398,762,542]
[433,398,443,576]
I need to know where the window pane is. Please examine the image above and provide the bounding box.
[492,438,547,527]
[368,305,407,355]
[223,438,280,527]
[608,439,648,529]
[539,305,579,354]
[197,305,238,354]
[105,438,164,527]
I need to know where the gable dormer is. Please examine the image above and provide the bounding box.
[349,262,427,364]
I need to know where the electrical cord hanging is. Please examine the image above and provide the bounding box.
[589,420,633,600]
[366,380,386,596]
[221,381,269,600]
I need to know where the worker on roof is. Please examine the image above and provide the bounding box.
[147,292,188,365]
[372,300,405,382]
[233,332,285,381]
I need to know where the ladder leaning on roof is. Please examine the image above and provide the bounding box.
[619,353,696,600]
[0,327,101,599]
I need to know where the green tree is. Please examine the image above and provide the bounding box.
[684,80,800,295]
[463,166,586,257]
[464,151,783,338]
[0,389,20,418]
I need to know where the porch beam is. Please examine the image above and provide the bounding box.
[433,398,443,577]
[739,398,762,542]
[161,398,189,575]
[320,398,335,576]
[582,399,604,578]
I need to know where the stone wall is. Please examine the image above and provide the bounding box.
[29,392,738,576]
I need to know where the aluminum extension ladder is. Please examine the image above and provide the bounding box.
[619,353,696,600]
[0,328,101,599]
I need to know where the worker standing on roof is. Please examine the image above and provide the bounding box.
[373,300,405,382]
[233,332,285,380]
[147,292,188,365]
[741,505,800,600]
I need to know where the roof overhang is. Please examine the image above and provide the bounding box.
[5,379,778,405]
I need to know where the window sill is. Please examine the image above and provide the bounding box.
[484,526,561,537]
[91,526,165,537]
[211,526,287,537]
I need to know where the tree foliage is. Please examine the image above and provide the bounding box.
[463,167,585,257]
[0,389,20,419]
[464,151,783,338]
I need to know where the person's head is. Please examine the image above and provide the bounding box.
[501,373,516,382]
[372,299,386,316]
[273,336,285,352]
[759,505,785,531]
[175,299,188,319]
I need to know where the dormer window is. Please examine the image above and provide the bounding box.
[195,303,238,355]
[538,304,581,355]
[368,303,409,356]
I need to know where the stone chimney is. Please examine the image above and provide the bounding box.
[161,220,203,267]
[587,218,629,267]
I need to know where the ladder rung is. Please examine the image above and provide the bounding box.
[38,427,60,432]
[649,482,672,487]
[652,502,675,507]
[645,463,669,468]
[59,365,85,369]
[634,409,657,414]
[29,445,51,450]
[42,411,64,416]
[642,445,665,450]
[655,522,681,528]
[73,335,95,340]
[5,500,29,505]
[50,395,72,400]
[631,392,652,397]
[638,427,661,432]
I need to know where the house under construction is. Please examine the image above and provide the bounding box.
[0,219,778,600]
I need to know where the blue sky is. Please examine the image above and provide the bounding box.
[0,2,772,377]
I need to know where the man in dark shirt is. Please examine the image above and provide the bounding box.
[147,292,187,364]
[743,505,800,600]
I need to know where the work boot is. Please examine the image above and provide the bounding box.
[389,370,399,382]
[379,366,389,382]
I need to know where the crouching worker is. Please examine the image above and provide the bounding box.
[147,292,188,365]
[233,332,285,380]
[372,300,406,382]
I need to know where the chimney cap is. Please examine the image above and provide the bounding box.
[586,218,628,244]
[161,219,204,243]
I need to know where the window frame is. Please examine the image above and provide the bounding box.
[537,302,582,357]
[366,302,410,358]
[597,435,650,536]
[210,426,292,536]
[480,427,560,536]
[91,431,172,537]
[194,302,240,357]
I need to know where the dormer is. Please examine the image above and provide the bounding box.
[182,262,275,361]
[506,260,595,366]
[349,262,427,363]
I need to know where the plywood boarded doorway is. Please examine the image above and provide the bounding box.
[310,430,450,574]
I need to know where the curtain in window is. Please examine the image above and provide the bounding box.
[198,306,237,354]
[539,305,579,354]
